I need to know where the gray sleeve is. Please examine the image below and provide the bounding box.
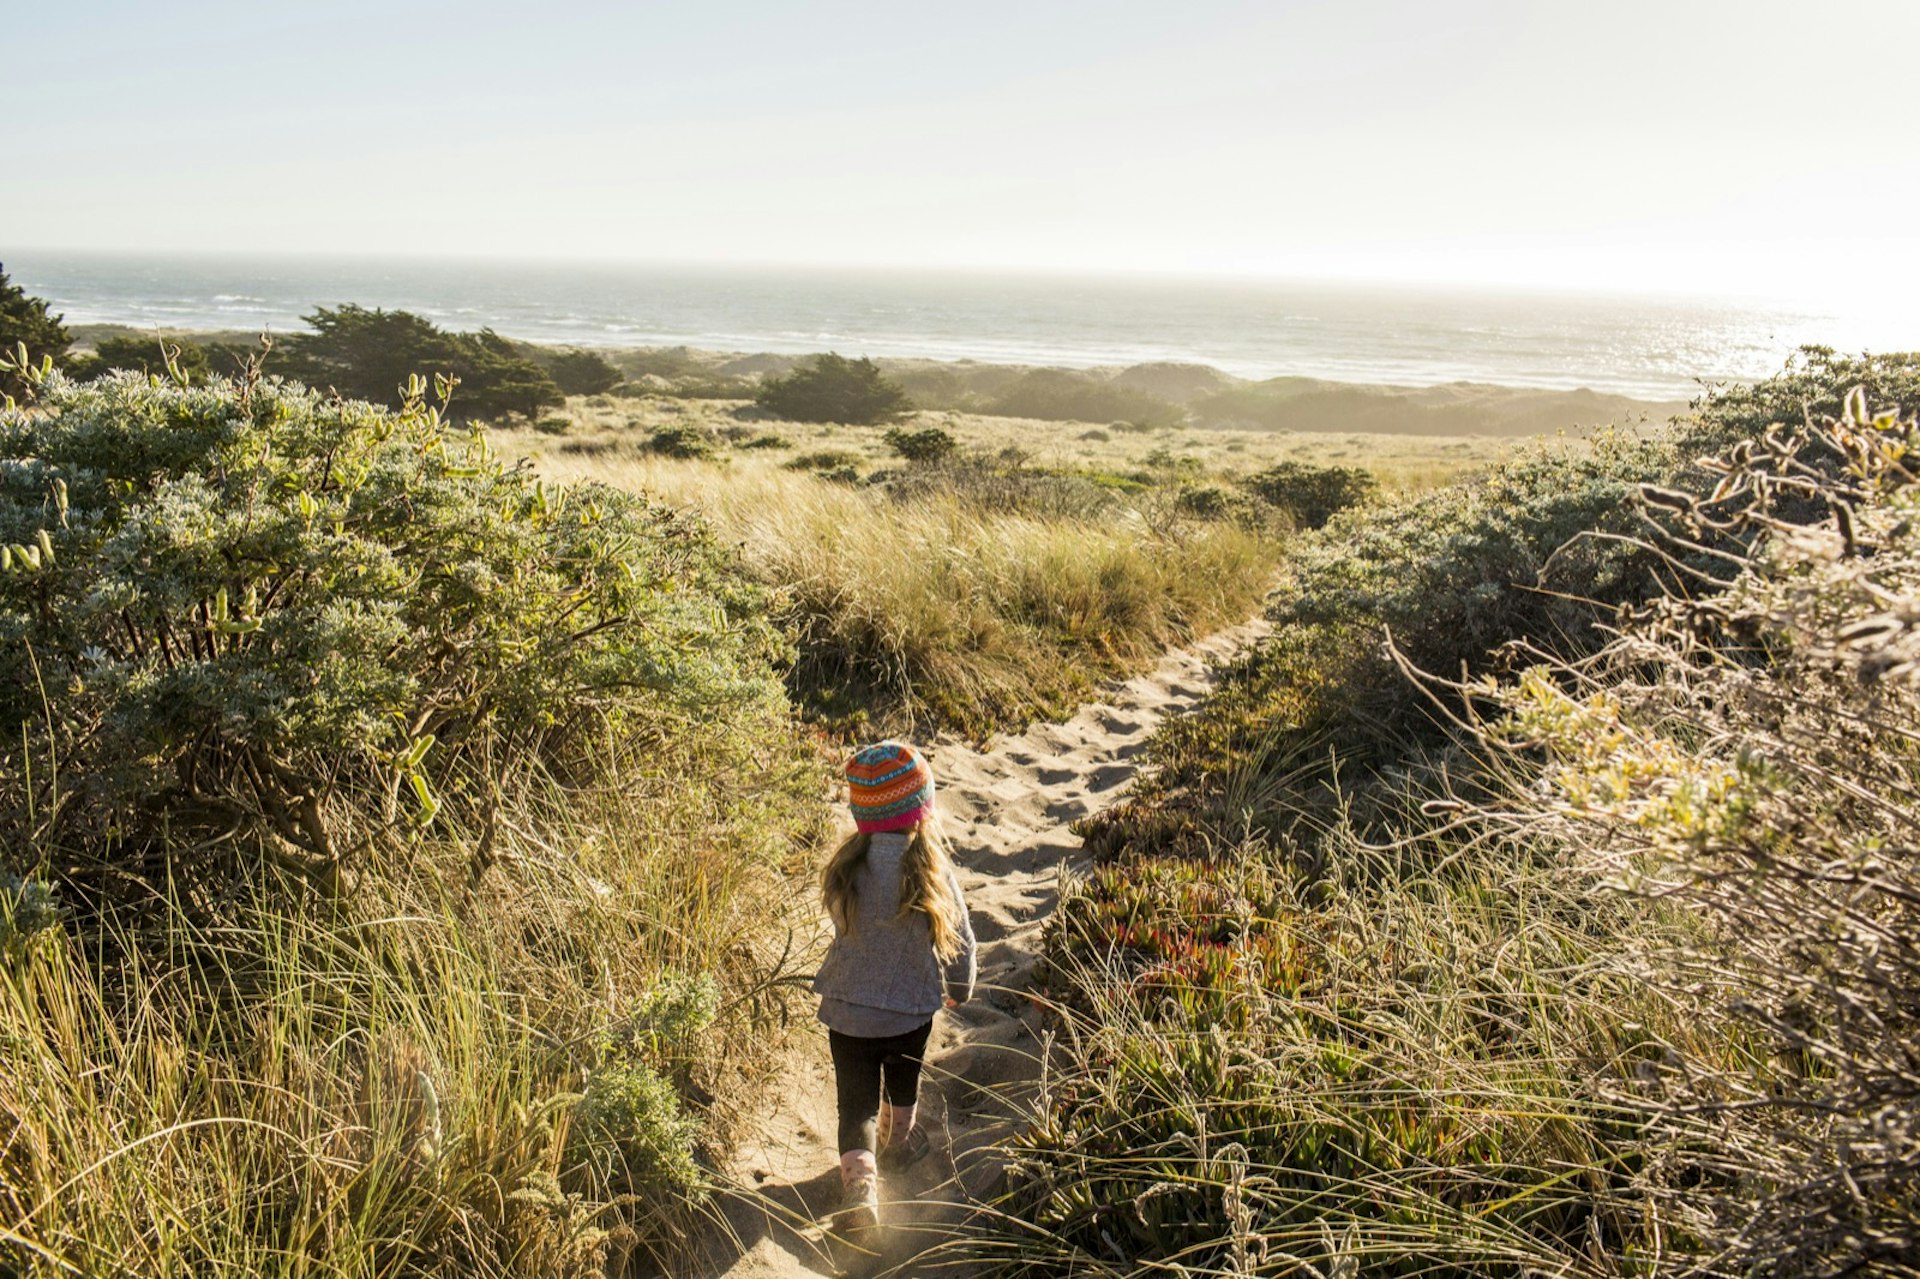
[943,867,977,1005]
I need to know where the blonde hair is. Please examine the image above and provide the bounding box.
[821,813,963,962]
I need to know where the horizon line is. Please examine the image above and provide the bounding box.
[6,243,1820,312]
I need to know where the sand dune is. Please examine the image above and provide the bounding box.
[66,323,1685,438]
[696,616,1271,1278]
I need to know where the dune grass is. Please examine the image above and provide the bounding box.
[972,354,1920,1276]
[521,449,1280,735]
[537,391,1520,495]
[0,755,826,1278]
[974,835,1721,1276]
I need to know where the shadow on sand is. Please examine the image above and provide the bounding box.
[690,1164,847,1276]
[687,1141,1004,1278]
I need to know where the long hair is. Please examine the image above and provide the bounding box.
[821,814,963,962]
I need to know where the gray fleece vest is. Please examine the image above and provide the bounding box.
[811,832,977,1018]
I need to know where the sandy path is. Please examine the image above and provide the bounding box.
[693,617,1271,1279]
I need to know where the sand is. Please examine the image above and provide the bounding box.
[691,615,1272,1278]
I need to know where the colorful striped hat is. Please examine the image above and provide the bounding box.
[845,740,935,833]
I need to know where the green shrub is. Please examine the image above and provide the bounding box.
[737,433,791,450]
[1277,431,1674,679]
[0,372,787,901]
[755,353,913,424]
[784,449,863,472]
[539,349,622,397]
[278,305,563,421]
[883,425,957,463]
[1084,430,1683,856]
[1174,484,1228,517]
[0,872,60,961]
[645,424,716,458]
[68,334,214,384]
[1172,483,1258,524]
[614,970,721,1083]
[0,263,71,403]
[1477,388,1920,1276]
[0,366,827,1276]
[570,1061,703,1195]
[1142,445,1202,474]
[1677,345,1920,454]
[569,973,719,1197]
[1088,355,1914,860]
[1241,460,1376,529]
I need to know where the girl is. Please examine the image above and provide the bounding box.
[812,740,977,1229]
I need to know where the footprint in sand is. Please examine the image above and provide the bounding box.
[985,778,1030,804]
[1043,796,1090,822]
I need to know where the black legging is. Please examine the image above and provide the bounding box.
[828,1020,934,1154]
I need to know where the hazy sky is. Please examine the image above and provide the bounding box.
[10,0,1916,305]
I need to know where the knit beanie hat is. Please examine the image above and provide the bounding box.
[845,740,935,833]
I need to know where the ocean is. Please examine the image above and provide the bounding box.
[10,251,1908,402]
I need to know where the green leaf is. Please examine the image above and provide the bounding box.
[400,734,437,771]
[408,772,440,826]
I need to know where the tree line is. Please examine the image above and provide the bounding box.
[0,263,620,419]
[3,264,941,428]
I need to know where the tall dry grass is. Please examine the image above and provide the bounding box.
[0,751,826,1277]
[942,812,1718,1277]
[534,453,1279,733]
[548,386,1591,497]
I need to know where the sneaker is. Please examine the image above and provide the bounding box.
[832,1174,879,1233]
[877,1126,931,1174]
